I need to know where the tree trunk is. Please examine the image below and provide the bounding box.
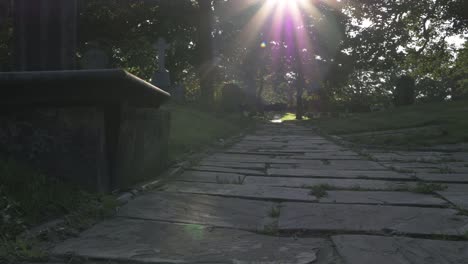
[256,68,265,113]
[296,72,305,120]
[198,0,214,108]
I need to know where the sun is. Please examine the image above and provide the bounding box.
[266,0,302,8]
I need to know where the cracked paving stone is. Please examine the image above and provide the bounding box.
[164,182,317,202]
[332,235,468,264]
[437,191,468,210]
[117,192,276,231]
[244,176,418,190]
[415,173,468,183]
[278,202,468,236]
[267,168,412,180]
[53,219,340,264]
[177,171,246,184]
[321,191,447,206]
[190,166,265,175]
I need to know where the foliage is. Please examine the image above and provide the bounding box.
[0,188,25,240]
[410,183,447,194]
[0,237,46,263]
[0,0,467,111]
[309,184,331,199]
[0,158,119,262]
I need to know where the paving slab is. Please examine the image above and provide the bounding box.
[381,162,468,173]
[437,191,468,210]
[53,219,340,264]
[198,161,266,169]
[278,203,468,236]
[445,183,468,192]
[267,168,412,180]
[190,166,265,175]
[416,173,468,183]
[292,154,361,160]
[164,182,317,202]
[204,155,271,163]
[321,191,447,206]
[177,171,246,184]
[332,235,468,264]
[118,192,275,231]
[244,176,417,190]
[293,160,388,170]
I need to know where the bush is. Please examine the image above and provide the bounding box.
[0,189,25,240]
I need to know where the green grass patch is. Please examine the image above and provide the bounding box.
[409,183,447,194]
[311,100,468,146]
[281,112,309,121]
[308,184,332,198]
[0,159,118,262]
[268,205,281,218]
[168,104,254,161]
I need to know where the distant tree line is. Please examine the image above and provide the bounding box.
[0,0,467,115]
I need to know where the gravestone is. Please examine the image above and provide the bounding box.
[0,1,171,192]
[13,0,77,71]
[151,37,171,91]
[81,42,110,69]
[172,83,186,102]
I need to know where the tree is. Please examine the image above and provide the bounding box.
[197,0,215,107]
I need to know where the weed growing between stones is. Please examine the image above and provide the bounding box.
[409,183,447,194]
[260,222,279,236]
[388,166,414,174]
[0,159,120,263]
[215,176,243,184]
[439,165,455,174]
[309,184,332,198]
[268,205,281,218]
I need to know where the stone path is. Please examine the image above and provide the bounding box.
[52,123,468,264]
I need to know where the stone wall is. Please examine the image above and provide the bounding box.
[115,107,170,189]
[0,106,170,192]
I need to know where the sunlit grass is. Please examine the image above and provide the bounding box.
[280,112,310,121]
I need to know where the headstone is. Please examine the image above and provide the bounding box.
[80,42,109,69]
[13,0,78,71]
[151,37,171,91]
[171,83,186,102]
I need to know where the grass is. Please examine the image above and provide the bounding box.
[259,222,279,236]
[168,104,254,161]
[268,205,281,218]
[388,166,415,173]
[280,112,310,121]
[408,183,447,194]
[0,159,118,263]
[309,184,332,198]
[310,100,468,146]
[439,165,455,174]
[215,176,243,185]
